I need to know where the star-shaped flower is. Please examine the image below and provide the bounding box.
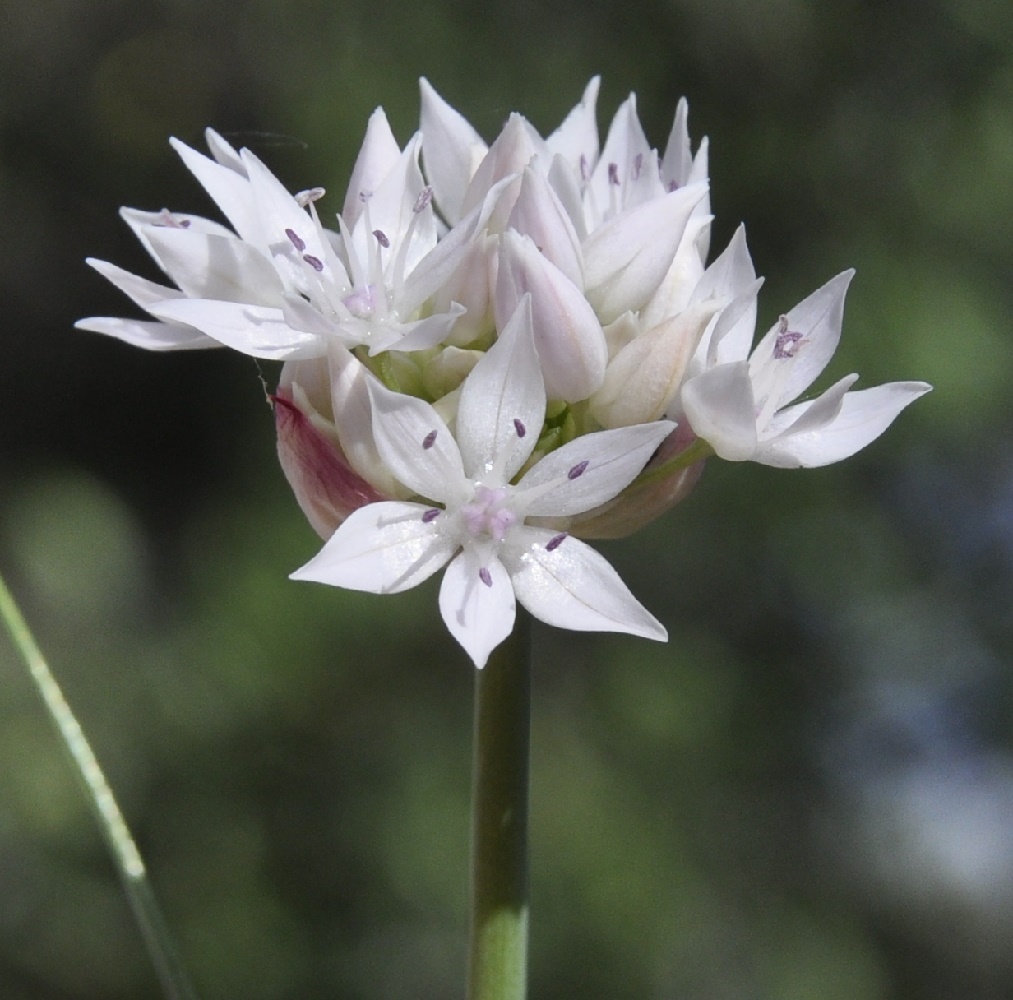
[77,122,499,360]
[680,271,931,466]
[291,298,674,667]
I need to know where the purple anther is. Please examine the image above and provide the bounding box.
[666,180,680,192]
[567,460,589,480]
[608,162,620,186]
[774,331,803,359]
[422,508,441,523]
[422,430,438,450]
[285,228,306,252]
[546,533,567,552]
[413,187,434,213]
[372,229,390,248]
[358,190,373,202]
[773,316,803,359]
[579,153,589,181]
[513,418,526,438]
[478,567,493,588]
[302,254,324,272]
[633,153,643,179]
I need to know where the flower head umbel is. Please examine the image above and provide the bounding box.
[76,79,931,664]
[291,299,672,667]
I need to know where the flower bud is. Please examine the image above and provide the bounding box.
[460,114,544,221]
[582,181,708,324]
[419,77,488,225]
[427,231,497,346]
[507,166,584,288]
[273,386,387,539]
[276,348,410,532]
[495,230,607,402]
[590,301,719,428]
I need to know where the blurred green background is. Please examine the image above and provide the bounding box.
[1,0,1011,997]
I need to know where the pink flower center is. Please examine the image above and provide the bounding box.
[460,486,518,543]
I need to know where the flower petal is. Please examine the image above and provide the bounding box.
[590,301,718,427]
[400,175,514,318]
[456,295,544,483]
[501,528,666,640]
[239,148,332,265]
[170,137,260,243]
[84,257,184,310]
[204,128,245,173]
[586,93,653,221]
[419,77,487,225]
[342,107,402,227]
[324,346,408,499]
[637,214,711,331]
[461,114,544,220]
[750,270,854,407]
[74,317,221,351]
[660,97,694,189]
[690,224,760,366]
[757,380,932,468]
[141,226,284,304]
[507,166,584,288]
[290,500,455,593]
[147,298,322,359]
[120,206,236,246]
[348,133,434,281]
[518,420,675,517]
[439,550,516,669]
[546,76,600,175]
[367,381,467,502]
[365,304,466,356]
[680,361,759,461]
[583,182,708,323]
[495,230,607,402]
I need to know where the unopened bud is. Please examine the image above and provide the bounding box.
[591,301,719,427]
[495,230,606,402]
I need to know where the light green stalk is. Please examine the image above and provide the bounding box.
[468,610,531,1000]
[0,571,199,1000]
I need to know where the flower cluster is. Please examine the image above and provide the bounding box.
[78,79,930,666]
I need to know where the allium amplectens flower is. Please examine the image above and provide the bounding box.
[77,78,930,664]
[292,299,672,666]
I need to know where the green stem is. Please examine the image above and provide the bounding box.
[0,571,200,1000]
[468,610,531,1000]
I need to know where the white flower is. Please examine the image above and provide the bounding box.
[291,299,673,667]
[680,271,931,467]
[78,123,499,360]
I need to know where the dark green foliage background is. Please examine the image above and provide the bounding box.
[1,0,1010,997]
